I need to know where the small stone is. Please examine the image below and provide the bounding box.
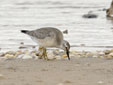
[4,54,15,59]
[63,29,68,34]
[98,51,105,56]
[20,42,24,45]
[82,12,98,18]
[22,54,32,59]
[19,46,26,49]
[32,46,36,48]
[104,52,113,59]
[104,50,111,55]
[47,51,55,59]
[108,52,113,57]
[0,53,5,57]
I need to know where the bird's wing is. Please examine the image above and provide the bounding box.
[31,29,55,39]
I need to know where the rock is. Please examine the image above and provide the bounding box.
[47,51,55,59]
[19,46,27,49]
[63,29,68,34]
[20,42,24,45]
[82,11,98,18]
[104,55,113,59]
[0,53,5,57]
[98,51,105,56]
[22,55,32,59]
[105,52,113,59]
[97,51,105,58]
[104,50,111,55]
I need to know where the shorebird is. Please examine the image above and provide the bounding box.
[21,27,70,60]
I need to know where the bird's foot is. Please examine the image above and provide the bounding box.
[42,47,49,60]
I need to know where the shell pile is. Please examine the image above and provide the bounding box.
[1,49,113,60]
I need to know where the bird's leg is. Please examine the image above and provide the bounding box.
[43,47,49,60]
[38,47,43,59]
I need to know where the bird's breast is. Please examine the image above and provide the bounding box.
[31,36,57,47]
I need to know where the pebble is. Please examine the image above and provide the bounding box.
[47,51,55,59]
[1,48,113,60]
[4,54,15,59]
[63,29,68,34]
[82,13,98,18]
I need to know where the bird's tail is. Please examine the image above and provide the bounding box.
[21,30,29,34]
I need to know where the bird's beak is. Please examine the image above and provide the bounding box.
[66,47,70,60]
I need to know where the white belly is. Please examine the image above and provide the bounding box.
[31,36,57,47]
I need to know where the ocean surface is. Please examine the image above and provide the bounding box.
[0,0,113,52]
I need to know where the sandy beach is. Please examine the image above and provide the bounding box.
[0,57,113,85]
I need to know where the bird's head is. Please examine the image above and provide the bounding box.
[60,40,70,60]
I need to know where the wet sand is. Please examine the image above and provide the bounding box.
[0,57,113,85]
